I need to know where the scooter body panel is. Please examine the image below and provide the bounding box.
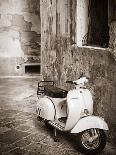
[37,96,55,121]
[49,97,67,119]
[71,116,109,133]
[64,88,93,131]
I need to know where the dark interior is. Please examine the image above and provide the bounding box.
[25,64,41,74]
[87,0,109,48]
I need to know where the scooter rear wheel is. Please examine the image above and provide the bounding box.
[77,129,106,154]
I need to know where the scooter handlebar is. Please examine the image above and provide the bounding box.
[66,73,84,84]
[66,81,76,84]
[66,76,89,85]
[66,81,73,84]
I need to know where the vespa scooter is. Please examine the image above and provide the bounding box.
[36,76,108,154]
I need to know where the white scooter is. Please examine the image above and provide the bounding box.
[36,75,108,154]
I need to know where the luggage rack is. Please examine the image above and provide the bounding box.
[37,81,54,97]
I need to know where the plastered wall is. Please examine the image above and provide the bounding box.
[0,0,41,76]
[40,0,116,145]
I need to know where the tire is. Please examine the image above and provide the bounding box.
[77,129,106,154]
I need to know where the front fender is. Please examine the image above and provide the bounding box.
[71,116,109,133]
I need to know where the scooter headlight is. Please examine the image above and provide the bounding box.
[84,109,89,115]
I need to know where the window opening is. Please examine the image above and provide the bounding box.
[77,0,109,48]
[25,64,41,74]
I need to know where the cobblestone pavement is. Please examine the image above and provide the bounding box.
[0,78,115,155]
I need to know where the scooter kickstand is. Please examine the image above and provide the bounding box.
[54,128,59,142]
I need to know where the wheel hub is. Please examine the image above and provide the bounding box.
[81,129,100,150]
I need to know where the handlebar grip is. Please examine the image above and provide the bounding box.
[66,81,73,84]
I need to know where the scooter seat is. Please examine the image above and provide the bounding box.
[44,85,68,98]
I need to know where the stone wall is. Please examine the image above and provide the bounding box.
[0,0,41,76]
[109,21,116,60]
[41,0,116,145]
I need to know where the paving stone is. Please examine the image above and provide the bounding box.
[25,127,38,134]
[10,136,32,149]
[0,110,19,118]
[24,143,82,155]
[99,143,116,155]
[25,124,47,135]
[58,133,78,150]
[1,119,27,129]
[0,129,29,144]
[43,147,82,155]
[24,142,50,154]
[13,90,35,101]
[24,151,43,155]
[0,118,16,127]
[2,147,28,155]
[14,112,35,120]
[40,135,62,148]
[0,127,11,134]
[15,125,32,132]
[0,78,115,155]
[0,142,15,153]
[22,132,46,143]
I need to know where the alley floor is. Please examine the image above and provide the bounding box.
[0,78,115,155]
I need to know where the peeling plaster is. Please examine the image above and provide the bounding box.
[23,13,41,34]
[0,14,12,27]
[0,0,41,33]
[0,0,27,14]
[0,0,41,75]
[0,29,24,57]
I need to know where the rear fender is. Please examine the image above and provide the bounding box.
[71,116,109,133]
[37,97,55,121]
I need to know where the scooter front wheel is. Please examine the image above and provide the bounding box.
[77,128,106,154]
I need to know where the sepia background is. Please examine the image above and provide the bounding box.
[0,0,116,154]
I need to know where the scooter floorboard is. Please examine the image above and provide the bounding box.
[48,119,66,131]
